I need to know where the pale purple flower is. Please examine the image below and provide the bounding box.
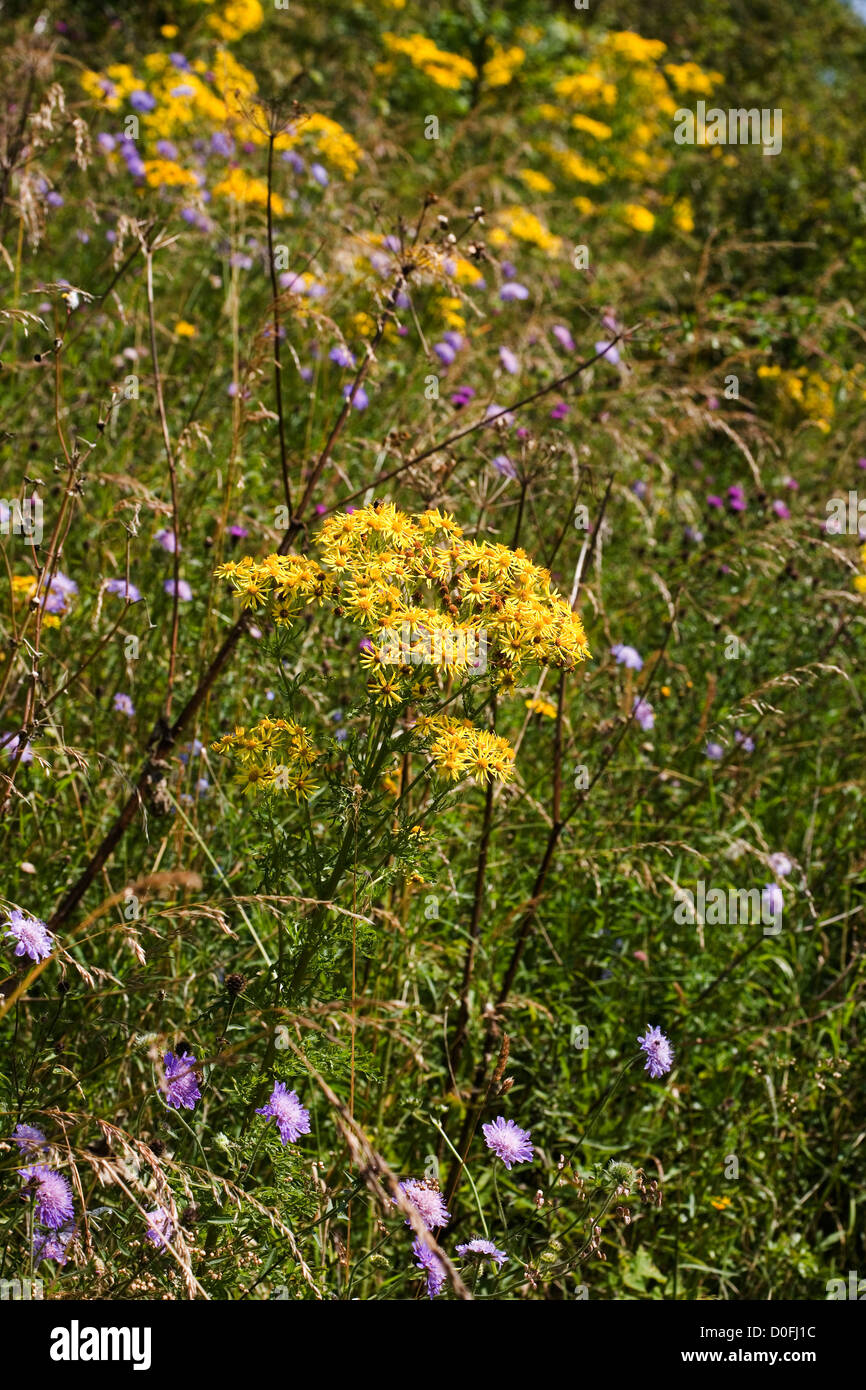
[768,852,792,879]
[492,454,517,481]
[14,1123,48,1153]
[256,1082,311,1145]
[18,1165,74,1228]
[552,324,575,352]
[412,1238,446,1298]
[329,344,355,368]
[632,697,654,732]
[4,908,53,962]
[456,1237,508,1266]
[500,281,529,301]
[637,1024,673,1079]
[734,729,755,753]
[482,1116,534,1170]
[595,341,621,365]
[705,741,724,761]
[341,383,369,410]
[155,528,178,553]
[113,693,135,717]
[1,732,33,764]
[97,132,116,152]
[164,578,192,601]
[397,1179,450,1230]
[161,1051,201,1110]
[145,1207,174,1250]
[311,162,329,187]
[612,643,643,671]
[434,341,457,365]
[499,346,519,374]
[105,578,142,603]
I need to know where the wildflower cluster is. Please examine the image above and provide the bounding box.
[211,717,322,801]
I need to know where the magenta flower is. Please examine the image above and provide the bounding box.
[637,1025,673,1079]
[482,1116,534,1170]
[4,908,53,962]
[18,1165,75,1228]
[161,1051,201,1110]
[397,1179,450,1230]
[412,1238,446,1298]
[772,500,790,519]
[256,1082,311,1145]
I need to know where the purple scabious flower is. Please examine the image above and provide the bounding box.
[451,384,475,408]
[113,693,135,717]
[256,1082,311,1145]
[500,281,529,301]
[632,697,655,732]
[397,1179,451,1230]
[499,346,519,375]
[492,454,517,481]
[637,1024,673,1079]
[14,1123,48,1153]
[734,729,755,753]
[1,732,33,764]
[105,578,142,603]
[145,1207,174,1249]
[329,344,355,368]
[433,340,457,366]
[154,527,178,553]
[595,340,621,366]
[612,643,643,671]
[412,1238,446,1299]
[18,1165,74,1228]
[482,1116,534,1170]
[769,852,792,879]
[4,908,53,962]
[705,741,724,761]
[162,1051,201,1110]
[129,90,156,113]
[33,1223,74,1266]
[456,1237,508,1266]
[164,578,192,601]
[342,383,369,410]
[310,162,329,187]
[552,324,575,352]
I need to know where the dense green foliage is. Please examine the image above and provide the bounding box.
[0,0,863,1301]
